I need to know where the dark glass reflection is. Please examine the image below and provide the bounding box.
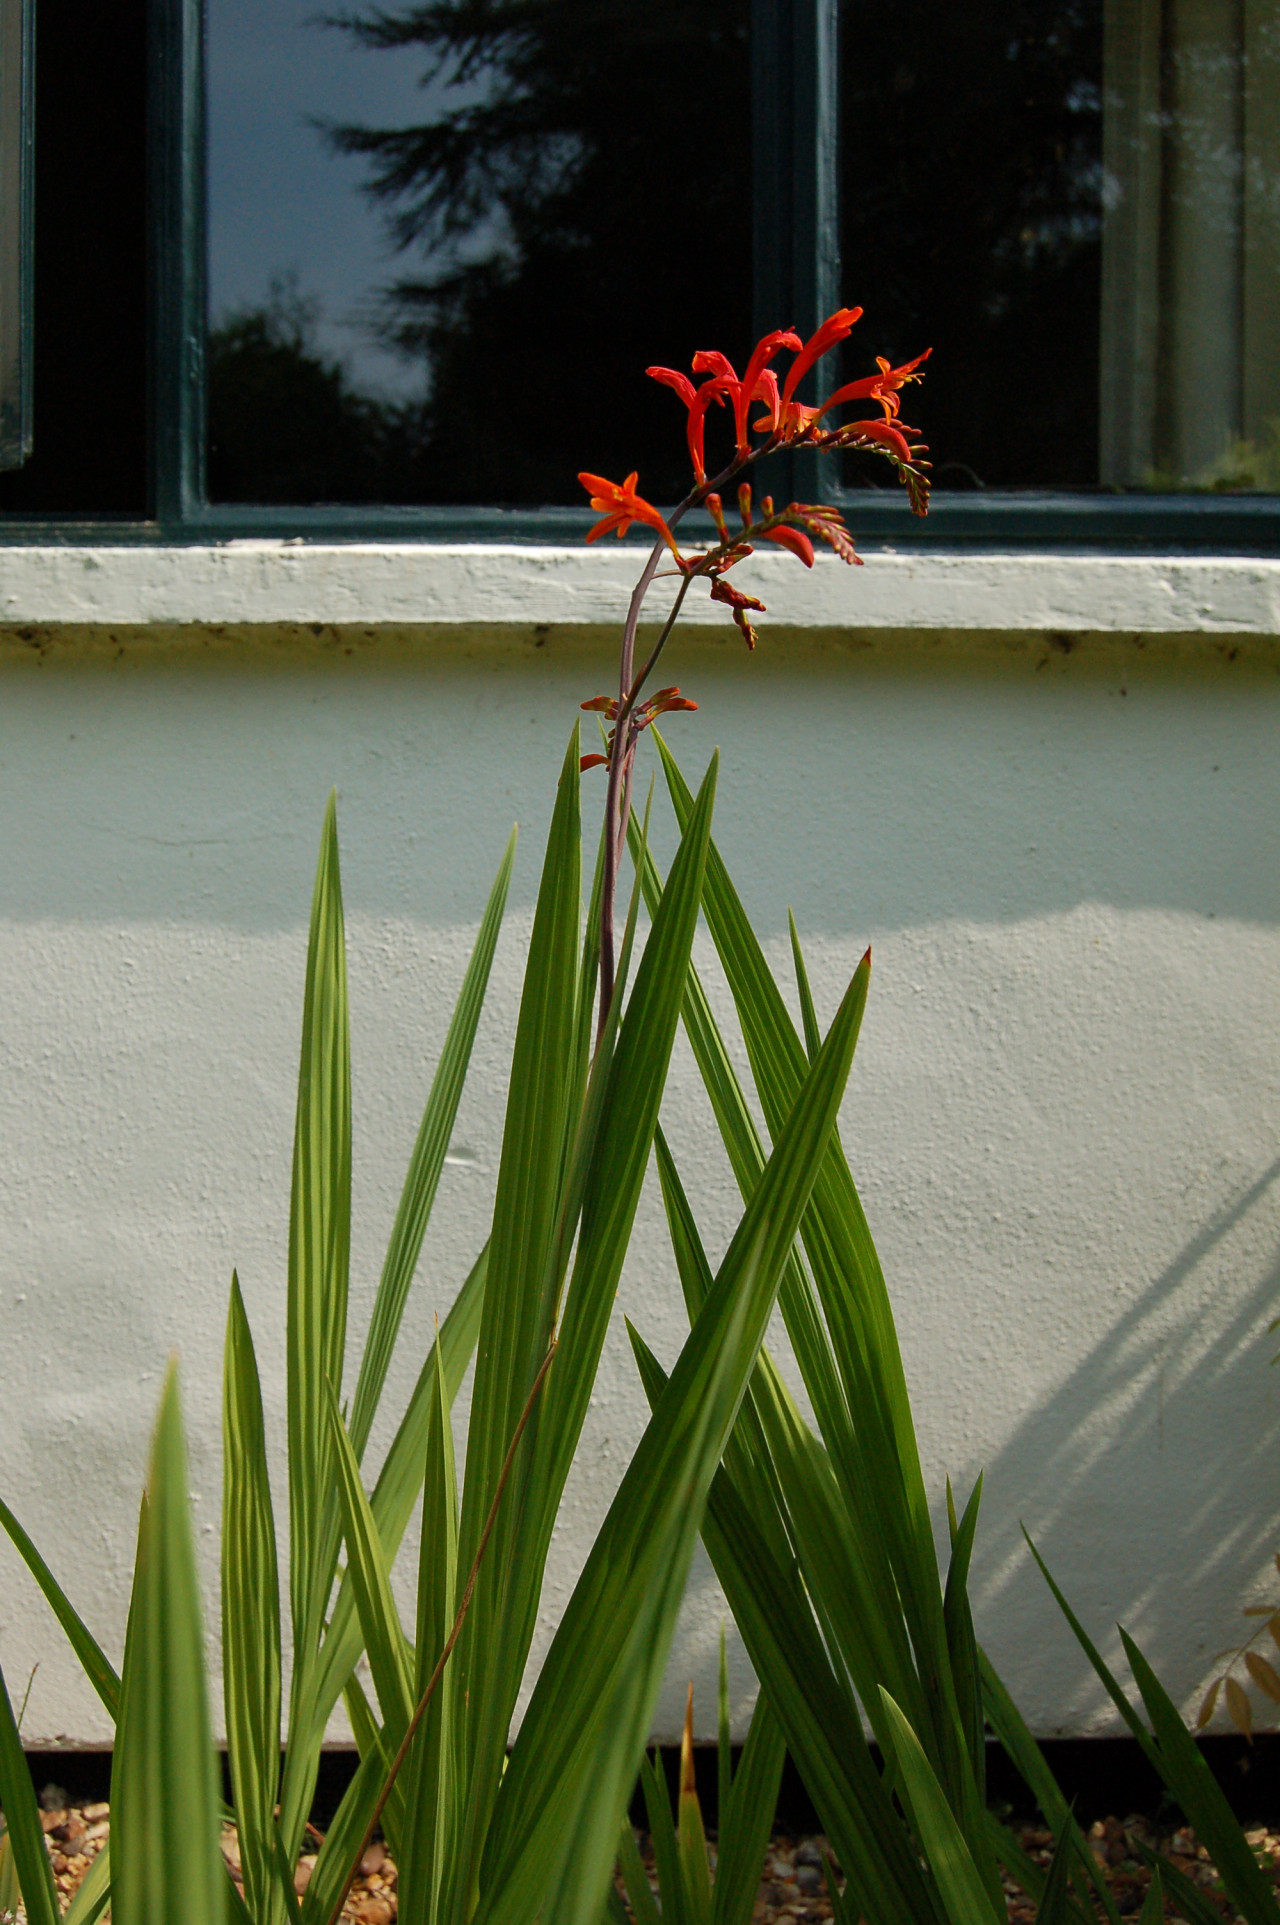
[207,0,750,505]
[839,0,1103,490]
[0,0,148,515]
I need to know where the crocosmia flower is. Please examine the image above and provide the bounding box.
[578,472,682,558]
[817,348,933,429]
[644,368,730,484]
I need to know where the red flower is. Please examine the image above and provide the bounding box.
[645,368,731,484]
[760,524,815,566]
[647,314,930,481]
[747,308,866,440]
[578,471,681,557]
[691,329,803,456]
[748,368,783,435]
[818,348,932,425]
[781,307,864,410]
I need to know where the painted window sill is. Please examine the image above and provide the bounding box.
[0,541,1277,637]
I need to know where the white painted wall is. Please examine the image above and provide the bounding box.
[0,544,1278,1750]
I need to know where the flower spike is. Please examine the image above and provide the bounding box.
[581,302,930,1031]
[832,418,916,464]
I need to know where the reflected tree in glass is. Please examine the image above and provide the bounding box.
[209,0,751,506]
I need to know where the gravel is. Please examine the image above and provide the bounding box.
[10,1800,1278,1921]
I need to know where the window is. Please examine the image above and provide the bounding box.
[0,0,1275,546]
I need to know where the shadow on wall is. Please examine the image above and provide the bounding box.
[0,639,1275,933]
[968,1154,1280,1735]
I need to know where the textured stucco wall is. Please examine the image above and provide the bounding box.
[0,563,1277,1747]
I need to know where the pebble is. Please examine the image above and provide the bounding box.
[355,1900,394,1924]
[24,1799,1280,1923]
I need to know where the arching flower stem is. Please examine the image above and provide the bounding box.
[586,306,930,1042]
[596,440,777,1040]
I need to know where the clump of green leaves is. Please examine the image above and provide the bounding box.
[622,734,1170,1925]
[1011,1535,1280,1925]
[612,1630,786,1925]
[0,742,871,1925]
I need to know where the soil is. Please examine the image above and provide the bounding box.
[14,1798,1280,1922]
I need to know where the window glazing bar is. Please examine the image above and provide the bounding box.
[149,0,205,522]
[0,0,34,470]
[752,0,841,503]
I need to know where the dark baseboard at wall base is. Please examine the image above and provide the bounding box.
[20,1734,1280,1838]
[644,1736,1280,1835]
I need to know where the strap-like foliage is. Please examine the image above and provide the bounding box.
[112,1365,225,1925]
[0,1656,59,1925]
[287,791,352,1678]
[224,1273,284,1924]
[625,740,1008,1922]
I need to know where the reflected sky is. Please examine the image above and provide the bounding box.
[206,0,439,395]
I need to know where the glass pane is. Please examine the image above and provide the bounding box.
[206,0,750,506]
[1101,0,1280,489]
[0,0,148,514]
[838,0,1279,493]
[840,0,1104,491]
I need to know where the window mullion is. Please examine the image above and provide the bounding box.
[148,0,206,524]
[0,0,34,471]
[752,0,840,503]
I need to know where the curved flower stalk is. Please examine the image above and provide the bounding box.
[578,306,932,1032]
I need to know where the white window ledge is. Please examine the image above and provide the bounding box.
[0,541,1277,635]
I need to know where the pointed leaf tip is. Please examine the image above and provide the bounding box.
[681,1683,696,1796]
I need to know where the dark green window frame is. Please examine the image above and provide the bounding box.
[0,0,34,472]
[2,0,1277,551]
